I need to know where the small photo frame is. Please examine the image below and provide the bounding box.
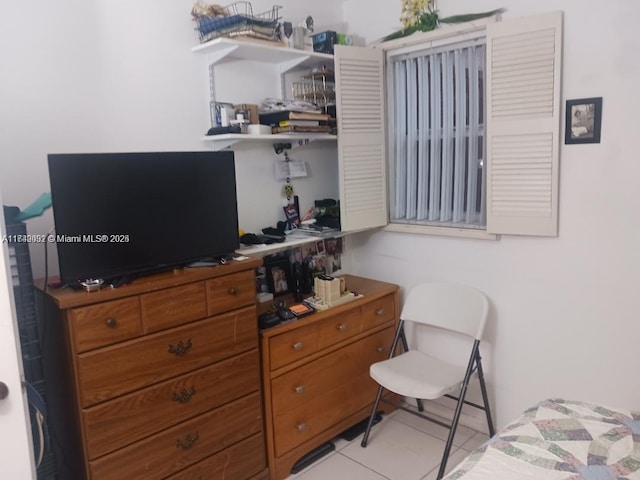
[265,256,292,297]
[565,97,602,144]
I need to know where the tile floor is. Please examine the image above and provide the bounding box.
[286,410,489,480]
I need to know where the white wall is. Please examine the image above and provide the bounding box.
[0,0,343,278]
[341,0,640,427]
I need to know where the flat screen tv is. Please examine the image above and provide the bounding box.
[48,151,239,286]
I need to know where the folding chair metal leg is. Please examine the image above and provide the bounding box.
[361,384,384,447]
[476,354,495,436]
[436,340,481,480]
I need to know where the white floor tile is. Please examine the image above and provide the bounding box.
[392,408,477,447]
[293,453,388,480]
[340,418,448,480]
[284,411,484,480]
[420,447,471,480]
[459,431,490,451]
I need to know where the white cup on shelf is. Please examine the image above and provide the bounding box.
[247,124,271,135]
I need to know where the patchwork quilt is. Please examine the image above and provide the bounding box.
[444,398,640,479]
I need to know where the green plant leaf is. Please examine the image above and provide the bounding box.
[418,11,439,31]
[439,8,506,24]
[383,24,420,41]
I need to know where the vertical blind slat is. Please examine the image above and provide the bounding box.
[394,62,406,219]
[429,54,441,221]
[417,56,429,220]
[440,51,454,222]
[406,59,418,219]
[466,47,479,224]
[453,48,466,222]
[478,45,487,225]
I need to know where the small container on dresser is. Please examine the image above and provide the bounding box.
[36,259,269,480]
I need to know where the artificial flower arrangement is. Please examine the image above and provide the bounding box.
[384,0,505,41]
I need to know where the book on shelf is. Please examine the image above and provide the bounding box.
[259,110,331,125]
[272,125,332,134]
[279,120,321,127]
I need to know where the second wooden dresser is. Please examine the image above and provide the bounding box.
[259,275,399,479]
[39,259,268,480]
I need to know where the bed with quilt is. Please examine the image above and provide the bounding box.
[444,398,640,479]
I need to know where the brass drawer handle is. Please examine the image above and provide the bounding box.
[292,342,303,350]
[228,287,237,295]
[172,387,196,403]
[297,422,307,432]
[337,323,348,331]
[168,339,192,356]
[295,385,305,394]
[375,308,385,316]
[176,432,199,450]
[106,318,117,328]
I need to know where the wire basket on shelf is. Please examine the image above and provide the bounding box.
[292,72,335,107]
[193,1,281,44]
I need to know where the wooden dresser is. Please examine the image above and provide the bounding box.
[259,275,399,479]
[38,259,268,480]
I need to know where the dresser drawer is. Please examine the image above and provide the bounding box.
[207,269,255,317]
[141,282,208,332]
[269,322,319,371]
[317,306,362,350]
[69,297,142,353]
[83,349,260,459]
[166,432,266,480]
[361,294,395,330]
[272,327,394,456]
[89,392,263,480]
[77,306,257,407]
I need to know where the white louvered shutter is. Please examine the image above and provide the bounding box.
[334,45,387,232]
[486,11,563,236]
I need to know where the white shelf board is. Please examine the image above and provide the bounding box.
[202,133,337,150]
[237,232,343,258]
[192,37,333,71]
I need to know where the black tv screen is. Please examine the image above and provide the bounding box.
[48,151,239,286]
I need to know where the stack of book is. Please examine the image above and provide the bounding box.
[259,110,332,134]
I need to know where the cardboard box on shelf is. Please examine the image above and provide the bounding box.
[234,104,260,124]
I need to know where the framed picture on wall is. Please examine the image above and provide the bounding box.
[565,97,603,144]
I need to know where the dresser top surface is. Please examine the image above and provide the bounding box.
[37,257,263,309]
[259,275,399,339]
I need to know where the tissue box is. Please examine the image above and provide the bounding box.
[312,31,338,54]
[314,276,342,305]
[324,278,341,305]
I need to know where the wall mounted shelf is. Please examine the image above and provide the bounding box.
[202,133,337,151]
[191,37,333,73]
[236,231,344,258]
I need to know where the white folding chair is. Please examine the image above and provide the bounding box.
[360,283,495,480]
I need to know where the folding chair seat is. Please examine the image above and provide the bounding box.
[360,283,495,480]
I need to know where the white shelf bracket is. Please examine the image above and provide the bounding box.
[210,139,238,151]
[279,55,312,74]
[205,44,240,66]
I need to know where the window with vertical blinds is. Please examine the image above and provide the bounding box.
[334,13,562,237]
[388,38,487,229]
